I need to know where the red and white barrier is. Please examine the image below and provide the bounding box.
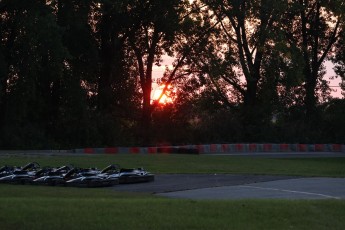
[74,143,345,154]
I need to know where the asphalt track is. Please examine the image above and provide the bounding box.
[111,152,345,199]
[111,174,345,200]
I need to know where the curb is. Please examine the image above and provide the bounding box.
[74,144,345,154]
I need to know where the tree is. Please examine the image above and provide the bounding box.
[123,0,191,144]
[333,35,345,97]
[283,0,344,121]
[95,1,130,113]
[0,0,67,148]
[332,1,345,97]
[186,0,289,140]
[321,98,345,143]
[95,1,142,141]
[201,0,286,106]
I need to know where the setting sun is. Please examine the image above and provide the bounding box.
[151,84,174,104]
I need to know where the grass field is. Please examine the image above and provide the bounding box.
[1,154,345,229]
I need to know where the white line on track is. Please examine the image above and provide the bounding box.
[240,185,341,200]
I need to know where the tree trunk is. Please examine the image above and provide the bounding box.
[97,7,115,113]
[134,29,158,145]
[244,79,258,107]
[141,81,152,145]
[98,36,113,112]
[304,70,318,121]
[0,73,7,132]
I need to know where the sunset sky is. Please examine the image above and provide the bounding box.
[152,56,344,99]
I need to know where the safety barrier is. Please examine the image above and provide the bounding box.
[74,143,345,154]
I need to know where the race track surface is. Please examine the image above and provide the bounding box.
[111,174,300,193]
[111,174,345,200]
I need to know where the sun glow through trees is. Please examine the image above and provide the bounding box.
[151,84,175,104]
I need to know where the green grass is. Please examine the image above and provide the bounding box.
[0,154,345,229]
[1,154,345,177]
[0,185,344,230]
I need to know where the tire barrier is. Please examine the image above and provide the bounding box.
[74,143,345,154]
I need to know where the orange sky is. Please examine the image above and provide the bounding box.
[153,56,343,99]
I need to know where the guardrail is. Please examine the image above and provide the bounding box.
[74,143,345,154]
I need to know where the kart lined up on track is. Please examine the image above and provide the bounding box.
[0,162,154,187]
[62,167,120,187]
[0,162,47,184]
[0,165,15,177]
[32,165,74,186]
[100,164,155,184]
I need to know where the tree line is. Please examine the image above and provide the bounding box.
[0,0,344,149]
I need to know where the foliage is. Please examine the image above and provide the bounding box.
[0,0,344,149]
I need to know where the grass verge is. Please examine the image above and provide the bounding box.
[0,154,344,177]
[0,185,344,230]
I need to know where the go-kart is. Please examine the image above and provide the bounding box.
[0,162,154,187]
[0,165,15,177]
[0,162,46,184]
[101,164,154,184]
[32,165,74,186]
[118,167,154,183]
[63,163,154,187]
[64,167,119,188]
[34,166,119,187]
